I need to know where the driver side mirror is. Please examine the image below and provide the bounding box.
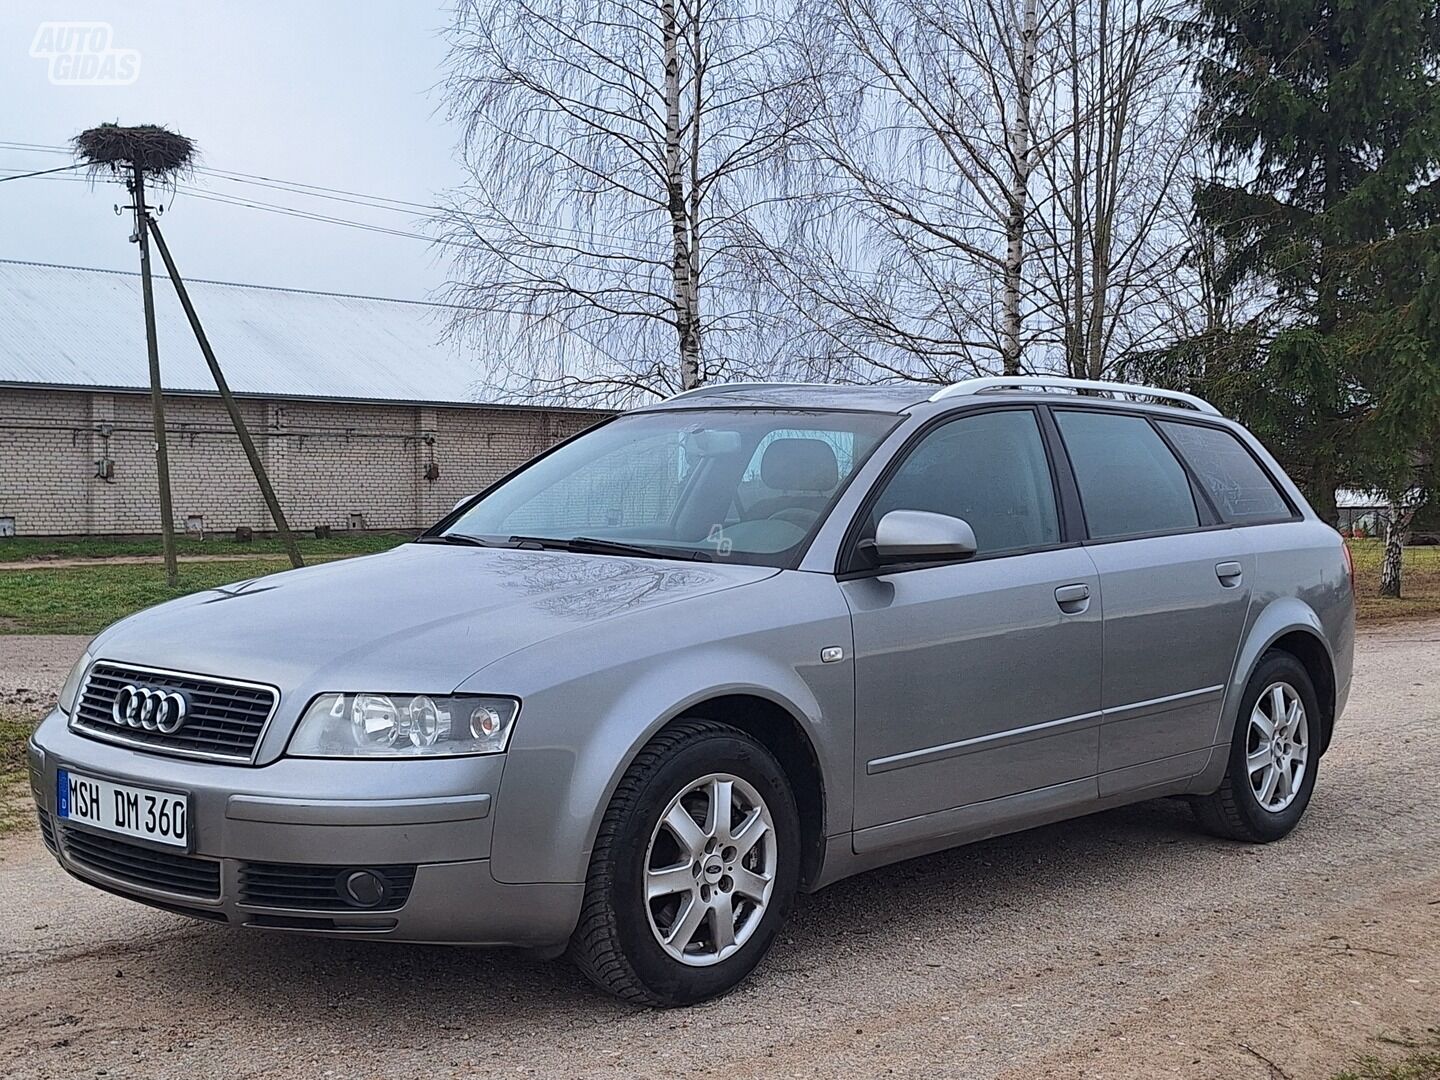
[866,510,978,565]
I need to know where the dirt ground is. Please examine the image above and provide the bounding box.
[0,623,1436,1080]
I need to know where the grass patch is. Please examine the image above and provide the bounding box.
[0,714,30,779]
[0,558,319,635]
[1348,540,1440,624]
[0,713,36,837]
[1,535,1432,634]
[1333,1033,1440,1080]
[0,531,413,563]
[1333,1057,1440,1080]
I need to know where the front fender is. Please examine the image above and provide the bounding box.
[469,571,854,886]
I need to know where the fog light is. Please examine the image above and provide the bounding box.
[340,869,388,908]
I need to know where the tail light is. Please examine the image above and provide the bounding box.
[1341,538,1355,593]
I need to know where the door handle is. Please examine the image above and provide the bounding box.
[1215,561,1243,587]
[1055,583,1090,613]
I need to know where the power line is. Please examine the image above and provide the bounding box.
[0,139,901,285]
[192,168,673,253]
[0,141,71,155]
[0,138,672,252]
[195,166,437,212]
[0,163,83,183]
[2,167,902,285]
[175,186,456,247]
[0,256,472,308]
[1,161,674,260]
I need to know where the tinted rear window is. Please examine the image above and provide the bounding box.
[1157,421,1291,524]
[1055,410,1199,539]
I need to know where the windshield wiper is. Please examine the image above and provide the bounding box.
[414,533,496,548]
[507,535,711,562]
[572,536,713,562]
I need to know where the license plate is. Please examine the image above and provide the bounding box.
[56,769,189,849]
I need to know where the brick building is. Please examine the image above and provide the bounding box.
[0,260,608,537]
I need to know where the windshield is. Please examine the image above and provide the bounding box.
[439,408,897,567]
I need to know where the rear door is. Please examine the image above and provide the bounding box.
[1050,408,1255,793]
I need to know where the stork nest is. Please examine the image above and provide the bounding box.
[73,123,196,179]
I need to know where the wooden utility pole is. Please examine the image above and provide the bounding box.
[147,217,304,570]
[130,165,179,587]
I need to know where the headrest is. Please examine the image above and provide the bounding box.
[761,438,840,492]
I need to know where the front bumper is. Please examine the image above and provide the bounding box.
[27,710,583,947]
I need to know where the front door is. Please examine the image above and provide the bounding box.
[841,407,1103,843]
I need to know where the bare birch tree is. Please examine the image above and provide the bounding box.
[1379,496,1417,598]
[739,0,1206,384]
[739,0,1066,383]
[437,0,804,405]
[1033,0,1197,378]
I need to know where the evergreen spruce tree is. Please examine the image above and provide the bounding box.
[1157,0,1440,529]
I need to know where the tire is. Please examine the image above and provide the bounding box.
[1193,651,1320,842]
[568,719,801,1007]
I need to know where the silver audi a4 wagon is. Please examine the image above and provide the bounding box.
[29,377,1355,1005]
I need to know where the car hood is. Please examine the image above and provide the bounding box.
[90,543,779,692]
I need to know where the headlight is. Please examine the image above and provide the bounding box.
[58,647,95,715]
[287,693,519,758]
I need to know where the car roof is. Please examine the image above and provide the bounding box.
[637,382,933,414]
[635,380,1225,420]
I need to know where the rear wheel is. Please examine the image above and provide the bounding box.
[1194,651,1319,842]
[568,719,800,1006]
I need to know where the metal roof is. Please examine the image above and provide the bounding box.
[0,259,586,409]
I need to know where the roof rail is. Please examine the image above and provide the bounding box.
[928,375,1220,415]
[664,381,842,402]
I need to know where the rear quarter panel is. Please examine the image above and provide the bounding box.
[1194,421,1354,765]
[1202,518,1354,782]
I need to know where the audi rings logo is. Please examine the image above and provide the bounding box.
[111,684,189,735]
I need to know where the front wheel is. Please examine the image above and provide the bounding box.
[568,719,801,1006]
[1194,651,1320,842]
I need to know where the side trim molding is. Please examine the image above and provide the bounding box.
[865,684,1226,777]
[866,710,1102,776]
[1101,684,1225,722]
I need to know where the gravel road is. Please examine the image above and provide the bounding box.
[1,624,1436,1080]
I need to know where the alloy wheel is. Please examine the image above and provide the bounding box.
[1245,681,1309,813]
[643,773,777,967]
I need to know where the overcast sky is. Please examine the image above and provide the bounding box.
[1,1,464,299]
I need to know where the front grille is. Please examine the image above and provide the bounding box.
[73,661,278,763]
[239,862,417,911]
[36,809,58,855]
[60,824,221,899]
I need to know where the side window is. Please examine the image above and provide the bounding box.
[1054,410,1199,539]
[869,410,1060,556]
[1157,421,1292,524]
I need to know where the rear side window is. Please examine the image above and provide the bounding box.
[869,409,1060,556]
[1157,421,1292,524]
[1055,410,1199,539]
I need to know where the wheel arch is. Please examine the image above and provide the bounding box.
[489,648,846,892]
[670,693,828,890]
[1227,599,1338,756]
[1265,630,1337,755]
